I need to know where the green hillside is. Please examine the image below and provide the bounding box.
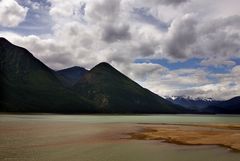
[74,62,183,113]
[0,37,95,113]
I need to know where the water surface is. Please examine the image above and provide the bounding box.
[0,114,239,161]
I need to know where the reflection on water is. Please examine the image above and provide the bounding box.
[0,114,240,161]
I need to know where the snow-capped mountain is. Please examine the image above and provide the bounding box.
[164,96,221,109]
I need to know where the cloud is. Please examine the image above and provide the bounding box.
[0,0,28,27]
[163,14,197,59]
[119,63,167,81]
[85,0,121,23]
[31,2,41,10]
[1,0,240,99]
[137,67,210,97]
[49,0,77,17]
[184,66,240,100]
[102,24,131,42]
[132,0,189,7]
[145,0,190,6]
[156,14,240,66]
[200,58,236,67]
[173,81,240,100]
[138,65,240,100]
[136,42,156,57]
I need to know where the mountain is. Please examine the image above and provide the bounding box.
[73,62,185,113]
[204,96,240,114]
[165,96,221,111]
[165,95,240,113]
[0,37,95,113]
[56,66,88,86]
[0,37,191,114]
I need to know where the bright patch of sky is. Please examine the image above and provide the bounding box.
[135,58,202,70]
[0,0,52,35]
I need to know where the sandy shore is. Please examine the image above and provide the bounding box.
[127,123,240,152]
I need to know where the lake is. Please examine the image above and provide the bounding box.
[0,114,240,161]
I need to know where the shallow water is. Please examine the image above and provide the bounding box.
[1,114,240,123]
[0,114,240,161]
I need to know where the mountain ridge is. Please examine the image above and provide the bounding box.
[73,61,184,113]
[0,37,239,114]
[56,66,88,86]
[0,37,185,114]
[0,37,96,113]
[165,96,221,109]
[204,96,240,114]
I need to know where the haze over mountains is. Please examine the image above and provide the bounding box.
[0,37,239,114]
[165,96,221,110]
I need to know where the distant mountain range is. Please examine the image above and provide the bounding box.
[0,37,239,114]
[165,96,240,114]
[205,96,240,114]
[165,96,221,109]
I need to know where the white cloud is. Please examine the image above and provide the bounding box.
[138,65,240,100]
[200,58,236,67]
[0,0,28,27]
[1,0,240,99]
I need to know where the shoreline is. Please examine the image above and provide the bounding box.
[1,112,240,116]
[127,123,240,152]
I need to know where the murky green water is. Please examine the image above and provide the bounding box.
[1,114,240,123]
[0,114,240,161]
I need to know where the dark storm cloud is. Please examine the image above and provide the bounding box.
[137,43,156,57]
[102,24,131,43]
[162,0,189,5]
[164,14,197,59]
[133,7,169,31]
[86,0,132,43]
[146,0,190,6]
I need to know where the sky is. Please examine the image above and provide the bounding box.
[0,0,240,100]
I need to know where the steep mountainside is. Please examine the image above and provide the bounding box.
[0,37,95,113]
[56,66,88,86]
[0,37,191,114]
[73,62,185,113]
